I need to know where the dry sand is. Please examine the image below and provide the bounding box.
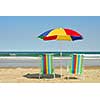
[0,67,100,83]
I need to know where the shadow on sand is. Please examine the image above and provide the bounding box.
[64,77,78,79]
[23,73,61,79]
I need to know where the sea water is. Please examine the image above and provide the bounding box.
[0,51,100,67]
[0,56,100,67]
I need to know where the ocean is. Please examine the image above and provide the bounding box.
[0,51,100,67]
[0,51,100,57]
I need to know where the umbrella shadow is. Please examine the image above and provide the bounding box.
[23,73,61,79]
[64,76,78,80]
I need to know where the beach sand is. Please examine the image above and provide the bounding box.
[0,66,100,83]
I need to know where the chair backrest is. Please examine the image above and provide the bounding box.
[70,54,83,75]
[41,54,53,75]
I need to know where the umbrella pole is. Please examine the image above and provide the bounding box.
[60,52,62,78]
[60,40,63,78]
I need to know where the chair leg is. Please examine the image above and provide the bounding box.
[67,65,69,80]
[67,73,69,80]
[39,74,41,79]
[54,73,55,79]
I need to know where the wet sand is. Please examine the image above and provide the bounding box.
[0,66,100,83]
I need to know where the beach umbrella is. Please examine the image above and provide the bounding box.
[38,28,83,41]
[38,28,83,78]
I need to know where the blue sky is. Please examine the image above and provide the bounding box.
[0,16,100,52]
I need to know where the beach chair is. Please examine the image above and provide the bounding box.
[68,54,84,79]
[39,54,55,79]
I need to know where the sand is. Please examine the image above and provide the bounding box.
[0,67,100,83]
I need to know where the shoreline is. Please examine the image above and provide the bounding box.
[0,56,100,60]
[0,66,100,69]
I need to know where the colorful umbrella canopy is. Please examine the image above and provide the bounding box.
[38,28,83,41]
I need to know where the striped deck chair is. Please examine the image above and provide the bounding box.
[39,54,55,79]
[69,54,84,79]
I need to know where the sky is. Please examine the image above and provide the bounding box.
[0,16,100,52]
